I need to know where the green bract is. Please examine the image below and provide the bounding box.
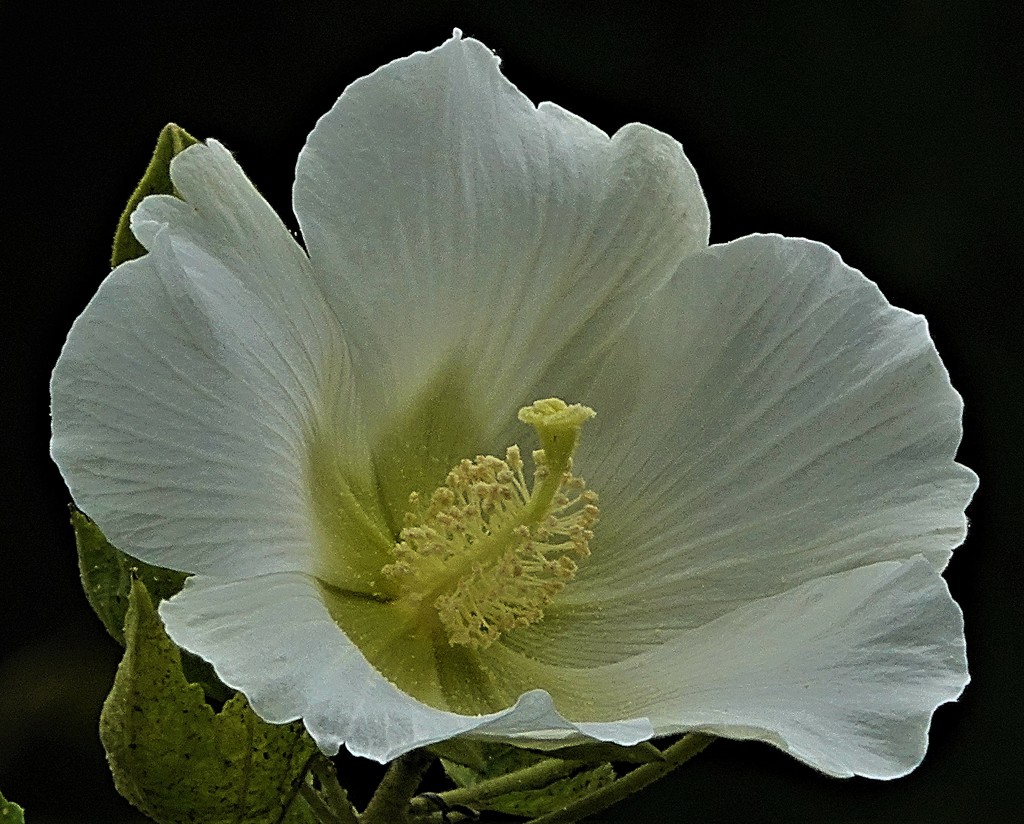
[73,509,187,645]
[111,123,197,268]
[100,581,316,823]
[52,32,976,778]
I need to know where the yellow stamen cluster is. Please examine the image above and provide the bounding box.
[383,399,599,649]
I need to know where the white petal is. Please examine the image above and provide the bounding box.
[159,573,653,761]
[51,142,381,585]
[501,234,976,666]
[488,558,967,778]
[293,33,709,440]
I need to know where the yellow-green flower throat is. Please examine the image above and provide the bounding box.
[383,398,598,649]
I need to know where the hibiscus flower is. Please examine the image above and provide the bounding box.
[51,32,977,778]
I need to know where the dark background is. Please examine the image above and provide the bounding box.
[2,1,1019,821]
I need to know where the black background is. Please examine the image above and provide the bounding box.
[1,2,1020,822]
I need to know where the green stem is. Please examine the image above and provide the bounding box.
[312,758,359,824]
[300,782,346,824]
[361,750,435,824]
[410,757,585,814]
[525,733,714,824]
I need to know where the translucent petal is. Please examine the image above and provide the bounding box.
[159,573,654,761]
[51,142,383,585]
[293,32,709,449]
[499,234,976,666]
[487,558,967,778]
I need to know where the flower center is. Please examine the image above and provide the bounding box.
[382,398,599,649]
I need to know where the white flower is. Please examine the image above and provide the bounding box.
[51,32,977,778]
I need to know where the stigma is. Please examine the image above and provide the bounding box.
[383,398,599,648]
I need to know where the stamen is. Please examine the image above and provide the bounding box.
[382,398,598,648]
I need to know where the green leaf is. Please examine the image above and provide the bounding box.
[100,580,317,824]
[0,790,25,823]
[442,744,615,818]
[111,122,197,268]
[73,509,188,646]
